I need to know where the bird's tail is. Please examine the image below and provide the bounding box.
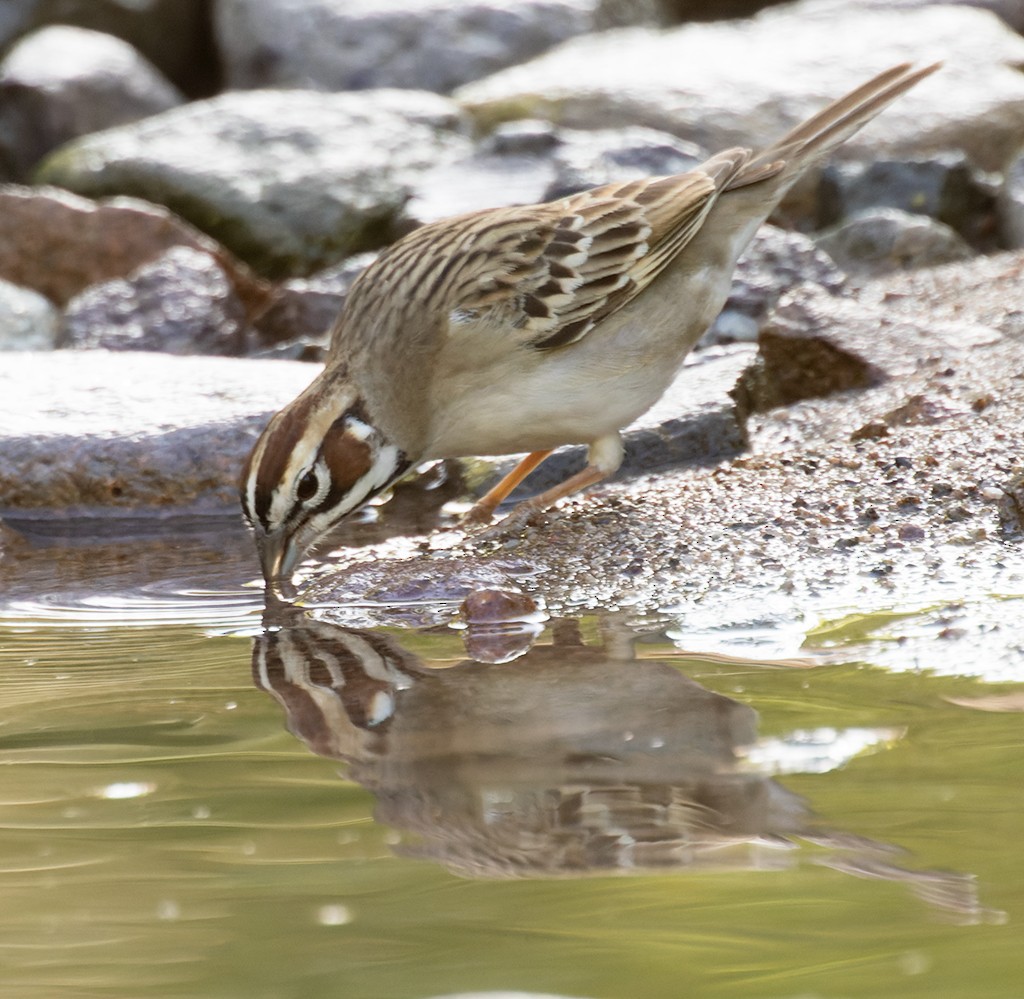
[726,61,941,193]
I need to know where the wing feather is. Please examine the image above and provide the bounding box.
[339,152,753,356]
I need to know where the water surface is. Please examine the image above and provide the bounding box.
[0,520,1021,999]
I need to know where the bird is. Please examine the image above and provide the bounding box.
[241,62,940,596]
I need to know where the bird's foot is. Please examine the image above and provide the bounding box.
[471,500,547,543]
[461,499,498,526]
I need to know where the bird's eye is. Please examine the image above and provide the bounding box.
[296,469,320,503]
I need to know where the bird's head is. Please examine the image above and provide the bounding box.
[241,377,411,598]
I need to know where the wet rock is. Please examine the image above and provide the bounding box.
[816,208,974,278]
[0,0,217,98]
[457,4,1024,182]
[0,26,183,181]
[704,225,846,346]
[998,151,1024,249]
[481,345,758,498]
[303,559,531,627]
[60,246,250,356]
[0,351,317,510]
[267,249,1024,680]
[36,89,473,278]
[0,185,268,310]
[460,587,542,624]
[0,277,58,349]
[818,154,997,250]
[0,518,27,560]
[460,587,547,663]
[757,281,1001,407]
[216,0,663,94]
[251,252,378,357]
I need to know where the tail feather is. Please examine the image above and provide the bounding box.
[730,61,941,191]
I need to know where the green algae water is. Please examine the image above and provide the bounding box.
[1,525,1022,999]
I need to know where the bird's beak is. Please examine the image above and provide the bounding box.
[256,530,300,601]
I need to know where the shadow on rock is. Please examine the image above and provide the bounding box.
[252,611,993,922]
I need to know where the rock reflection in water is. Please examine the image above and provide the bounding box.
[252,613,990,921]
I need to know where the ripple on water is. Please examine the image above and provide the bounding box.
[0,583,266,633]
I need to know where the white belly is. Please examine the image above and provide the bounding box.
[423,260,734,460]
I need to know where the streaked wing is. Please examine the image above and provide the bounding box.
[450,165,736,351]
[342,153,753,357]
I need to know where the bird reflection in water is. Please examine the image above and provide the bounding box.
[252,611,990,922]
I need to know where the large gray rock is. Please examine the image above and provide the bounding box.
[0,0,216,97]
[0,26,183,180]
[216,0,664,94]
[0,352,317,510]
[35,89,474,278]
[0,278,58,349]
[60,246,250,356]
[457,3,1024,173]
[405,119,705,225]
[816,208,974,278]
[818,154,996,250]
[0,185,268,309]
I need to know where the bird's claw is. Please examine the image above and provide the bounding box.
[471,502,546,543]
[461,501,497,526]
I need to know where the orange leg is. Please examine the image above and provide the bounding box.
[474,463,611,540]
[464,449,554,524]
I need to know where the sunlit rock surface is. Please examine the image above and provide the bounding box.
[0,25,183,180]
[0,352,315,509]
[35,89,474,277]
[457,3,1024,172]
[215,0,664,94]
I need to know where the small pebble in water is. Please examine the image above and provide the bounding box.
[459,587,540,624]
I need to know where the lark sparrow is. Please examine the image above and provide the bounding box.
[242,62,939,595]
